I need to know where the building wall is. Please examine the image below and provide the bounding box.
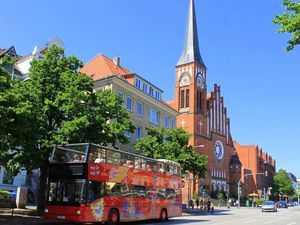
[234,141,276,197]
[94,75,177,152]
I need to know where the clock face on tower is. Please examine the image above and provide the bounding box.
[179,73,191,87]
[196,72,205,88]
[214,140,224,160]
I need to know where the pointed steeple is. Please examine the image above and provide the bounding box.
[177,0,205,67]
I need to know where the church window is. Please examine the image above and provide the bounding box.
[186,89,190,108]
[180,90,185,109]
[197,91,202,111]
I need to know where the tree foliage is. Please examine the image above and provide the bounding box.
[273,0,300,51]
[135,127,207,177]
[271,169,295,197]
[0,46,135,211]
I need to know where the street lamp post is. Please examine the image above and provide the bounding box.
[237,171,267,208]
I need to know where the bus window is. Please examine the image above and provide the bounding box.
[89,148,106,163]
[87,181,106,202]
[134,157,146,170]
[49,179,86,204]
[146,160,157,171]
[134,185,146,198]
[121,153,134,168]
[107,150,121,165]
[157,163,165,173]
[94,149,106,163]
[106,182,121,197]
[121,184,133,197]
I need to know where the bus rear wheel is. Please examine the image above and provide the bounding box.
[107,209,119,225]
[160,209,168,222]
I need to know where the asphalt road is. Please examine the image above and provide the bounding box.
[168,207,300,225]
[1,206,299,225]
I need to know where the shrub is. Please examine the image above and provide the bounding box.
[0,190,10,199]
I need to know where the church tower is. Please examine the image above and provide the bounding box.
[174,0,208,145]
[173,1,239,202]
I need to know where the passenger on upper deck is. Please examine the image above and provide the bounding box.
[94,152,105,163]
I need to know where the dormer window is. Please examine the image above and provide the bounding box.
[135,78,141,89]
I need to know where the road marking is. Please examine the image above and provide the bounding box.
[244,219,257,224]
[287,222,296,225]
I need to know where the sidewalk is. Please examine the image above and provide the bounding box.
[0,207,63,225]
[182,206,229,216]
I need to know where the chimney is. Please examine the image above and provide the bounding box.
[113,57,121,67]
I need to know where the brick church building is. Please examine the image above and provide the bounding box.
[167,0,241,202]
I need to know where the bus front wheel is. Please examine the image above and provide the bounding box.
[107,209,119,225]
[160,209,168,222]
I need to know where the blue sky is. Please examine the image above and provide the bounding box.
[1,0,300,177]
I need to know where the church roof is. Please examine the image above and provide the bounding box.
[177,0,205,67]
[80,54,131,81]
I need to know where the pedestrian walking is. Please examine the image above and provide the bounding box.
[196,198,200,209]
[207,200,211,213]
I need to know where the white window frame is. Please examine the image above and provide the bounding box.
[149,108,159,125]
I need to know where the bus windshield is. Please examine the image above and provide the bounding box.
[48,179,86,205]
[51,144,88,163]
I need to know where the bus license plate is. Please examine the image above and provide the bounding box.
[57,215,65,219]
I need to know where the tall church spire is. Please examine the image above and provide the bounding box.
[177,0,205,67]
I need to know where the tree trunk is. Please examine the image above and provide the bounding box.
[37,162,49,213]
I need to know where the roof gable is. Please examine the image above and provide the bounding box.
[80,54,131,81]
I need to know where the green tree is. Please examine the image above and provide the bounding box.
[273,0,300,51]
[0,46,134,212]
[0,55,34,168]
[271,169,295,198]
[135,127,207,177]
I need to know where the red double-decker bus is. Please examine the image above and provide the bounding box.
[44,143,182,224]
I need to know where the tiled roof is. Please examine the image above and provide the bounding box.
[80,54,131,81]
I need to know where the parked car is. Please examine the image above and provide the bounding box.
[287,201,294,207]
[276,200,288,208]
[293,201,298,206]
[262,201,277,212]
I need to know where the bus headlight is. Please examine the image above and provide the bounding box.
[44,208,48,213]
[75,210,81,215]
